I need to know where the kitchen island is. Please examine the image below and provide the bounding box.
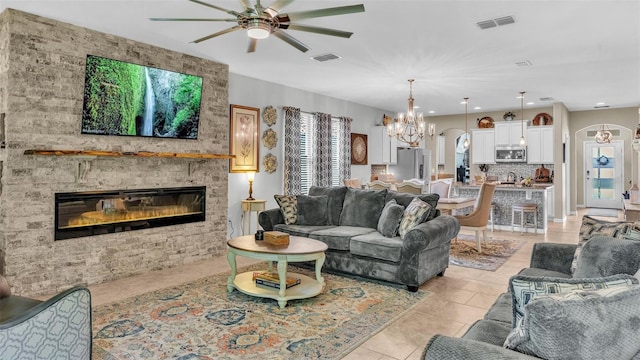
[454,183,554,234]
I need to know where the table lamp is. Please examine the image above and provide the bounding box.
[246,171,255,200]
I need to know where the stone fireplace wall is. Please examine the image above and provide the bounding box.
[0,9,230,296]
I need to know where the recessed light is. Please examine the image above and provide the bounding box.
[596,102,606,106]
[428,110,435,114]
[473,106,482,110]
[526,102,535,105]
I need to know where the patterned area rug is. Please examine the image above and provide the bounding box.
[92,265,427,359]
[449,234,525,271]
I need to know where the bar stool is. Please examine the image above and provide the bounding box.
[488,201,497,231]
[511,203,537,234]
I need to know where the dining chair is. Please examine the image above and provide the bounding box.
[367,180,394,191]
[454,182,497,253]
[396,182,423,194]
[430,178,453,199]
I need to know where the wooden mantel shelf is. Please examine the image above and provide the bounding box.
[23,149,235,159]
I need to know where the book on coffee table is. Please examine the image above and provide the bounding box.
[252,271,301,289]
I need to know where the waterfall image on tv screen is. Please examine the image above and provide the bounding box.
[81,55,203,139]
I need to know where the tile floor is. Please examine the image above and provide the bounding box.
[73,209,615,359]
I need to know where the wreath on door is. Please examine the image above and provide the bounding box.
[597,155,609,166]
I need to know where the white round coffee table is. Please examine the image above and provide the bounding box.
[226,235,328,308]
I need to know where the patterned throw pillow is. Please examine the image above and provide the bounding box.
[398,197,432,239]
[377,199,405,238]
[504,285,640,360]
[508,273,638,327]
[274,195,297,225]
[571,216,640,273]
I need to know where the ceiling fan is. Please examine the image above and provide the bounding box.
[150,0,365,53]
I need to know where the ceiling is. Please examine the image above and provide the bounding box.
[1,0,639,116]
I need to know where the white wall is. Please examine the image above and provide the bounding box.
[227,73,391,238]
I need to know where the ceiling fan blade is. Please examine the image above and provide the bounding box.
[265,0,294,16]
[150,18,238,22]
[272,30,310,53]
[238,0,254,12]
[282,24,353,38]
[189,0,243,17]
[247,38,258,53]
[277,4,364,22]
[192,25,243,44]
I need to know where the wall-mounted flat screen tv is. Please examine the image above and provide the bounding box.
[81,55,203,140]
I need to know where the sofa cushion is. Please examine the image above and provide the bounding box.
[350,232,403,262]
[463,319,513,346]
[504,285,640,360]
[517,267,572,279]
[572,215,640,273]
[386,192,440,220]
[377,199,405,238]
[274,195,297,225]
[573,235,640,278]
[309,186,348,226]
[295,195,329,226]
[274,224,335,237]
[339,188,388,229]
[309,226,376,251]
[508,273,638,327]
[483,292,512,324]
[398,198,432,239]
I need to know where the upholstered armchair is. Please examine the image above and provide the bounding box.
[0,275,92,359]
[454,182,496,252]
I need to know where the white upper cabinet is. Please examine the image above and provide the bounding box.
[495,122,527,146]
[471,129,495,164]
[527,126,554,164]
[369,126,397,164]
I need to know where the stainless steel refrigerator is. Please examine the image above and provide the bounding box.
[388,148,431,183]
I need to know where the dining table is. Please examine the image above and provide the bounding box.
[436,197,476,215]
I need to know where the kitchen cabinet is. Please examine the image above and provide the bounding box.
[495,121,527,146]
[471,129,495,164]
[527,126,554,164]
[369,126,398,164]
[437,135,445,165]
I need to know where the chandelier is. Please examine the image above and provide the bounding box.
[594,124,613,144]
[387,79,425,147]
[462,97,470,149]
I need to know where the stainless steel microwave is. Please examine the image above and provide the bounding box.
[495,146,527,162]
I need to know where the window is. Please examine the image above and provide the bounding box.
[299,112,343,194]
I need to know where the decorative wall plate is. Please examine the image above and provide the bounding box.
[532,112,553,126]
[503,112,516,121]
[262,128,278,149]
[477,116,494,128]
[263,106,277,127]
[262,153,277,173]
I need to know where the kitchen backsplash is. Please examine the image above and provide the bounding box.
[477,163,554,182]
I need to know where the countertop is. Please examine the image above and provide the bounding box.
[456,183,554,191]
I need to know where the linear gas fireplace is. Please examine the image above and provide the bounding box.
[55,186,206,240]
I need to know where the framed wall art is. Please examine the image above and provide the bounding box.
[351,133,368,165]
[229,104,260,173]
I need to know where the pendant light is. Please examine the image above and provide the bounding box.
[462,97,470,149]
[519,91,526,147]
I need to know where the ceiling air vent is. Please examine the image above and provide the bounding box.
[311,53,341,62]
[539,97,554,101]
[594,105,610,109]
[515,60,532,67]
[477,15,515,30]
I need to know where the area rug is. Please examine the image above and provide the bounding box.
[585,208,620,218]
[449,234,525,271]
[92,264,427,360]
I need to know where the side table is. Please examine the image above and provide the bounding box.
[241,199,266,235]
[623,199,640,221]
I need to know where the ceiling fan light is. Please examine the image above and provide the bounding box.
[247,19,271,39]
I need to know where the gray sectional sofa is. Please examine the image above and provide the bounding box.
[258,186,460,291]
[423,215,640,359]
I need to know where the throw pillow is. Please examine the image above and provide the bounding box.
[274,195,297,225]
[504,285,640,359]
[308,186,348,226]
[295,195,329,226]
[386,192,440,220]
[339,188,388,229]
[573,235,640,278]
[571,215,640,273]
[508,273,638,327]
[398,197,432,239]
[377,199,405,238]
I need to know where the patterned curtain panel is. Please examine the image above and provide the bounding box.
[312,112,333,187]
[283,106,302,195]
[338,117,352,182]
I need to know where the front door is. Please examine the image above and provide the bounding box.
[584,141,624,209]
